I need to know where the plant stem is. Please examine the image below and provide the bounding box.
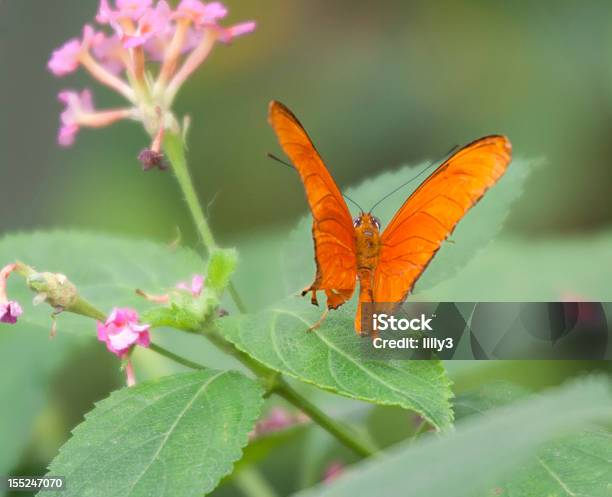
[273,377,378,459]
[201,326,376,457]
[162,132,377,458]
[163,132,246,313]
[148,342,207,371]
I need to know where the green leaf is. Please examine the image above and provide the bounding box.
[453,381,530,420]
[2,231,206,336]
[281,158,533,298]
[0,231,207,473]
[424,232,612,301]
[40,370,264,497]
[293,377,612,497]
[218,300,453,430]
[455,382,612,497]
[207,248,238,293]
[494,430,612,497]
[0,329,77,476]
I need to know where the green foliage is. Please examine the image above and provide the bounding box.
[493,430,612,497]
[294,377,612,497]
[455,381,612,497]
[40,370,264,497]
[453,381,531,419]
[218,300,453,430]
[206,248,238,292]
[141,302,207,333]
[427,232,612,301]
[0,328,77,476]
[0,231,206,336]
[0,232,206,475]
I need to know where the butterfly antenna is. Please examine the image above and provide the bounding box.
[267,153,364,213]
[368,144,459,213]
[342,193,365,213]
[267,152,294,170]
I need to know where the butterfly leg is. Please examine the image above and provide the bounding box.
[301,287,319,306]
[307,308,329,332]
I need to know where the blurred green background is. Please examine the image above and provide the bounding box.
[1,1,612,496]
[2,0,612,243]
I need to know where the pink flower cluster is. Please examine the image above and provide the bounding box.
[0,264,23,325]
[97,307,151,357]
[48,0,255,150]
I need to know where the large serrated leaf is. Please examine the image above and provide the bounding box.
[39,370,264,497]
[293,377,612,497]
[218,300,453,430]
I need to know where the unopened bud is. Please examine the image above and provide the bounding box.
[26,272,78,310]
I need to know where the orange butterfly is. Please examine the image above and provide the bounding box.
[268,101,512,334]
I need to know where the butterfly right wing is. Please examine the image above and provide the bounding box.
[268,101,357,309]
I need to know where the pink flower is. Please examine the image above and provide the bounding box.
[176,274,204,297]
[97,307,150,357]
[97,0,153,24]
[219,21,257,43]
[48,39,82,76]
[1,302,23,325]
[57,89,133,147]
[51,0,255,150]
[0,264,23,325]
[175,0,228,26]
[57,90,94,146]
[48,25,99,76]
[91,33,126,74]
[124,0,172,48]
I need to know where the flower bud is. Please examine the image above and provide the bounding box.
[26,271,78,310]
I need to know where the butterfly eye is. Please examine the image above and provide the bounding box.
[353,217,361,228]
[373,216,381,229]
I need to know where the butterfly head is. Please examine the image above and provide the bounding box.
[353,213,381,238]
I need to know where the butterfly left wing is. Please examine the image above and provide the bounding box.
[372,136,512,310]
[268,101,357,311]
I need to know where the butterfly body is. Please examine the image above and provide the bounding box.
[268,100,512,335]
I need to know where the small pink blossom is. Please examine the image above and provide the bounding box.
[219,21,257,43]
[0,264,23,325]
[175,1,228,26]
[48,39,82,76]
[1,302,23,325]
[48,25,99,76]
[176,274,204,297]
[57,90,94,146]
[97,0,153,24]
[91,32,126,74]
[124,0,172,48]
[57,89,133,147]
[97,307,150,357]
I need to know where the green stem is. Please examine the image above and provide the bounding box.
[163,132,246,313]
[273,377,378,459]
[163,132,376,458]
[148,342,207,371]
[202,326,376,457]
[234,467,279,497]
